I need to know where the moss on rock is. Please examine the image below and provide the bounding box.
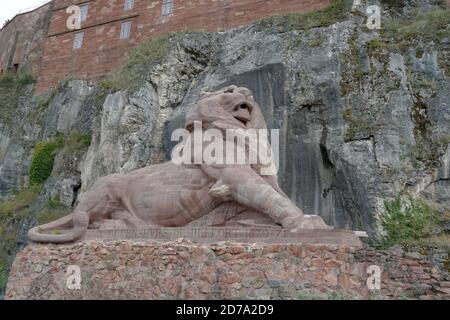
[29,137,64,185]
[100,36,170,92]
[256,0,352,32]
[378,196,443,249]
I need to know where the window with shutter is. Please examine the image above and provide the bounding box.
[73,32,84,49]
[80,4,89,22]
[162,0,174,16]
[124,0,134,11]
[120,21,132,39]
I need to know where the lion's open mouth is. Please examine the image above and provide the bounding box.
[234,116,248,126]
[233,102,252,126]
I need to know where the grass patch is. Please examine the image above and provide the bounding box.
[400,234,450,251]
[0,72,35,124]
[52,130,92,176]
[309,37,324,47]
[382,9,450,44]
[101,36,170,92]
[36,196,71,225]
[365,9,449,60]
[0,185,41,298]
[366,38,401,53]
[256,0,352,32]
[377,196,441,249]
[29,137,64,185]
[0,72,35,88]
[26,89,58,122]
[64,130,91,152]
[0,185,41,217]
[340,30,373,96]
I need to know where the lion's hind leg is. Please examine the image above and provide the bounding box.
[28,178,122,243]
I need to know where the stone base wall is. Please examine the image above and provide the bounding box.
[5,240,450,300]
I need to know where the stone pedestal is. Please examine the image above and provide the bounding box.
[5,235,450,300]
[79,227,363,246]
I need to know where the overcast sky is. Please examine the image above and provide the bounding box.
[1,1,51,27]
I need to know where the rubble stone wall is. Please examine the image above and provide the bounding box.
[5,240,450,300]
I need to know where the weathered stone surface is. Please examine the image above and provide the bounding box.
[79,227,362,247]
[5,240,449,300]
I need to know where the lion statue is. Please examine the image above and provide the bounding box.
[28,85,330,243]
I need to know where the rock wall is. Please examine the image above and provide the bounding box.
[36,0,330,92]
[0,2,53,75]
[5,240,450,299]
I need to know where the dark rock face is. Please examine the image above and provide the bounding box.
[162,62,378,232]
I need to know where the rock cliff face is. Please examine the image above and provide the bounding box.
[0,0,449,297]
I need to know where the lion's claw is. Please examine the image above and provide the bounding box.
[288,215,332,233]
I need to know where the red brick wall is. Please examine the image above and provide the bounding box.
[35,0,330,93]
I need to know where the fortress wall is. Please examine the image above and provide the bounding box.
[0,2,53,76]
[35,0,330,93]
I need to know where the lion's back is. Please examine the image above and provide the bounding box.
[125,161,211,190]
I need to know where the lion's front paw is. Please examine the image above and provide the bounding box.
[288,215,332,233]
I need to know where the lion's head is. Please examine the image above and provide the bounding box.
[185,85,267,132]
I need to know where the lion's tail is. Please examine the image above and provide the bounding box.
[28,211,89,244]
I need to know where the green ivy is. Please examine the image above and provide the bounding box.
[29,137,64,185]
[378,197,440,249]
